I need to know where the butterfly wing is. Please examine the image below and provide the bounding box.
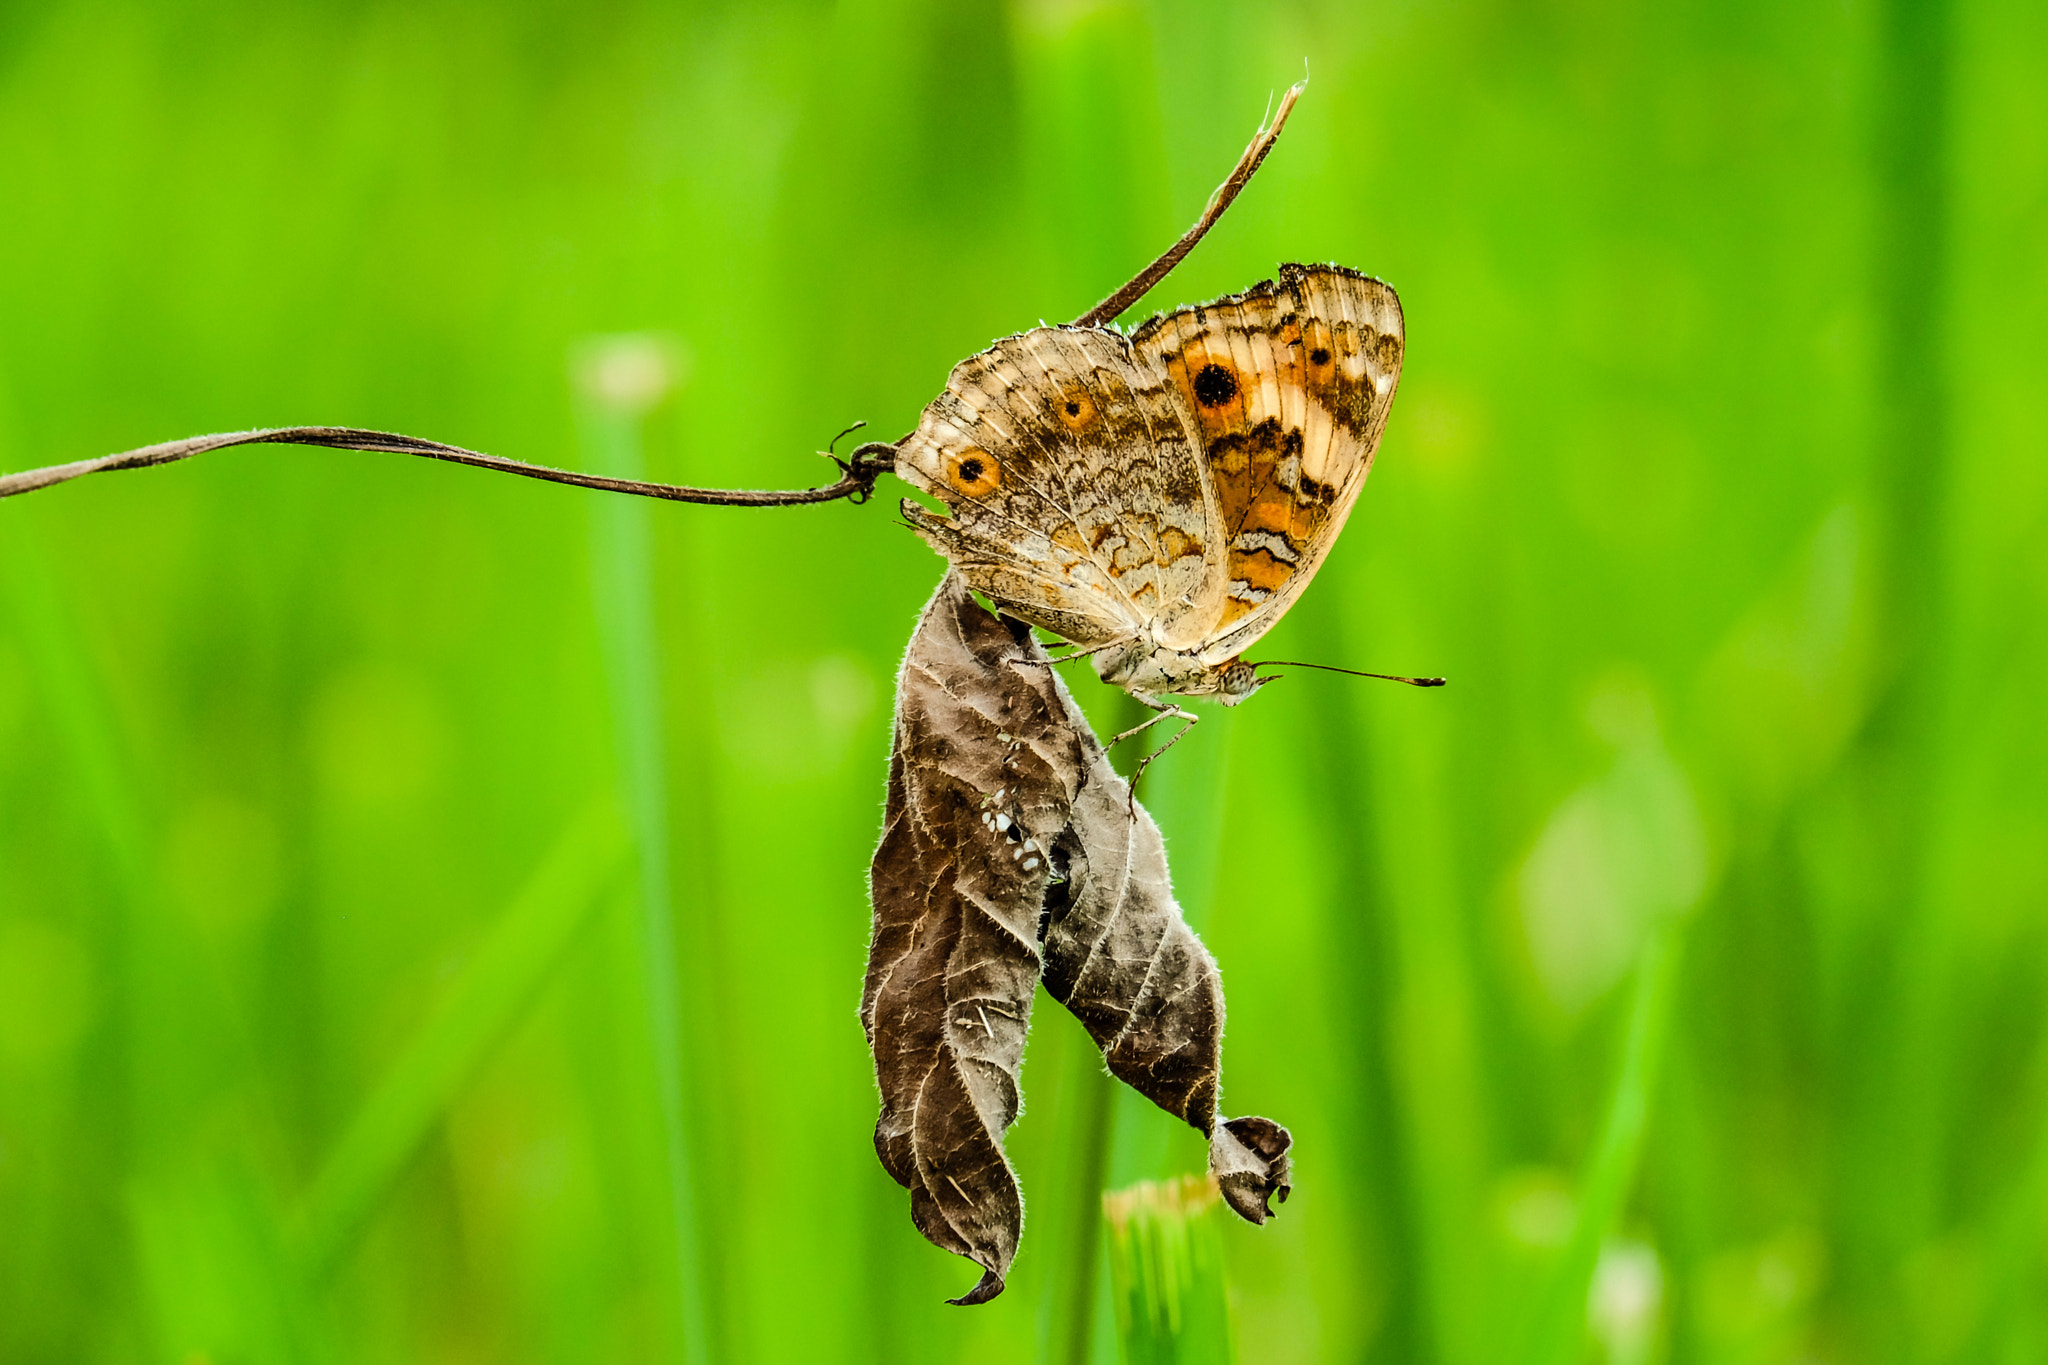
[896,326,1220,646]
[1128,263,1404,663]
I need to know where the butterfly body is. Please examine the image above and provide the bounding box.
[897,262,1404,709]
[1094,639,1263,706]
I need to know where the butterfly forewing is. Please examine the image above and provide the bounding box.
[1129,263,1404,662]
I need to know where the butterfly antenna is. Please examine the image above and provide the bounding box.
[826,420,868,455]
[1253,661,1446,687]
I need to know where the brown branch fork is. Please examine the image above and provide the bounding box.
[0,82,1304,509]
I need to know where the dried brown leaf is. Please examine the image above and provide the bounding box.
[864,575,1293,1304]
[1035,678,1294,1229]
[863,575,1080,1305]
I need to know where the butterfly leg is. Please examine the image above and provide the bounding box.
[1020,638,1131,669]
[1104,697,1196,750]
[1106,695,1200,807]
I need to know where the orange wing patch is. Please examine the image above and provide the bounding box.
[1130,264,1402,642]
[1209,418,1326,631]
[1299,317,1341,395]
[1146,303,1323,632]
[1156,325,1266,584]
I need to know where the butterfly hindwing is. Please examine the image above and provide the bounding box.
[1128,263,1404,661]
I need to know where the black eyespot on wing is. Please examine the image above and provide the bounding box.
[942,444,1001,497]
[1193,364,1238,407]
[1065,401,1081,417]
[1309,347,1331,366]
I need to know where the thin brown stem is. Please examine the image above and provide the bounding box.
[1070,78,1307,328]
[0,425,897,507]
[0,86,1305,510]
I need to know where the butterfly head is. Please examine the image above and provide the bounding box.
[1097,644,1274,707]
[1209,658,1272,707]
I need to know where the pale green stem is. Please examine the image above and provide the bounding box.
[1524,922,1684,1365]
[579,391,713,1365]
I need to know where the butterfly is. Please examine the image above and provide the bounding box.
[894,262,1405,735]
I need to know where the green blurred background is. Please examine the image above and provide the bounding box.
[2,0,2044,1361]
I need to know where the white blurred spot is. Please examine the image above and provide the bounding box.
[575,333,689,416]
[1589,1238,1664,1365]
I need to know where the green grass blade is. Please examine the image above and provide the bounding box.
[297,799,629,1271]
[6,521,332,1361]
[576,336,713,1365]
[1523,924,1683,1365]
[1105,1176,1236,1365]
[0,520,152,909]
